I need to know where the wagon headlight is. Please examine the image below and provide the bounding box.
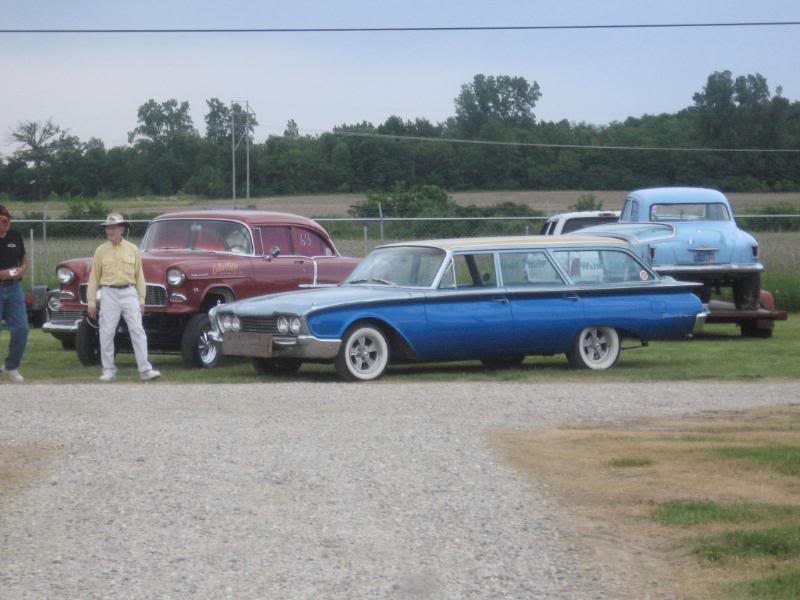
[56,266,75,285]
[277,316,290,334]
[167,267,186,287]
[290,317,301,334]
[231,316,241,332]
[221,314,233,332]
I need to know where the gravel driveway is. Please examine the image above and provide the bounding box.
[1,382,798,599]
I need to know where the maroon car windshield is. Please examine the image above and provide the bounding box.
[141,219,253,254]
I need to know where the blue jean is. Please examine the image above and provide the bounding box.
[0,281,29,370]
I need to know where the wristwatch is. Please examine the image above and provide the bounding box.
[8,268,18,277]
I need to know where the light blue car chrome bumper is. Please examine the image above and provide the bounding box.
[654,263,764,275]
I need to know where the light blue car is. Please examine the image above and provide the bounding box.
[577,187,763,309]
[210,235,705,381]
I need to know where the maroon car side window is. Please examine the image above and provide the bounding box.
[291,227,333,257]
[260,226,292,256]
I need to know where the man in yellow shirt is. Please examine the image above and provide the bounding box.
[87,213,160,382]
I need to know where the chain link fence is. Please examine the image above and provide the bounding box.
[13,215,800,294]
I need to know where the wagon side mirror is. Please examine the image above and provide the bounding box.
[270,246,281,258]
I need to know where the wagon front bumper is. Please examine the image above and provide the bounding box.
[211,330,341,360]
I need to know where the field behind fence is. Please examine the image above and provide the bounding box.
[12,215,800,310]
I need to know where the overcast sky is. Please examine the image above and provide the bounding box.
[1,0,798,156]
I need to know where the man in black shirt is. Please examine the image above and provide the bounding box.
[0,205,28,382]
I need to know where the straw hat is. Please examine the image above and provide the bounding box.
[100,213,128,227]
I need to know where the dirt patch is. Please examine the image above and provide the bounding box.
[0,443,56,506]
[490,405,800,599]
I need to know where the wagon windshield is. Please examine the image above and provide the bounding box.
[141,219,253,254]
[650,203,730,222]
[344,246,445,288]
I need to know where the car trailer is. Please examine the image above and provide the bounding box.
[704,291,788,338]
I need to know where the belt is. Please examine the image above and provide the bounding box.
[105,284,132,289]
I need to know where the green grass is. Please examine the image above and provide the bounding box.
[12,311,800,383]
[712,447,800,476]
[727,570,800,599]
[609,456,653,468]
[654,500,800,526]
[695,526,800,562]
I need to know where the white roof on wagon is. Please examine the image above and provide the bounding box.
[378,235,630,252]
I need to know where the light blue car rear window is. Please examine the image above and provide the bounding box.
[650,203,730,222]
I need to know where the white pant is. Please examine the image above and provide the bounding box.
[99,286,152,375]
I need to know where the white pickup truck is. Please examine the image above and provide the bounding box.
[539,210,620,235]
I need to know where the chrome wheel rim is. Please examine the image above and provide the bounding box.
[198,329,217,365]
[347,332,384,376]
[581,328,611,364]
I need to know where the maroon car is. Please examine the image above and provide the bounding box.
[43,210,360,367]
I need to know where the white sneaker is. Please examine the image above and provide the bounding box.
[140,369,161,382]
[2,367,24,383]
[99,372,116,382]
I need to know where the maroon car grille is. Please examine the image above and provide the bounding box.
[79,284,167,306]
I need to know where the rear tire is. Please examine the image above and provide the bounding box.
[733,273,761,310]
[567,326,621,370]
[334,323,390,381]
[181,314,221,368]
[252,357,303,375]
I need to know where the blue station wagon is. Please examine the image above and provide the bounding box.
[209,236,706,381]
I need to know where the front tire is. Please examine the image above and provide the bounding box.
[181,314,221,368]
[733,273,761,310]
[76,318,100,366]
[334,323,390,381]
[252,357,303,375]
[567,326,621,370]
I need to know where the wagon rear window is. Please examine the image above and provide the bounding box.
[553,250,652,284]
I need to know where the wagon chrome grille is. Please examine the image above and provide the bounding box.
[79,283,168,307]
[238,316,280,334]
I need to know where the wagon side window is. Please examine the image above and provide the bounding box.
[500,251,564,287]
[291,227,334,257]
[443,253,497,288]
[553,250,651,284]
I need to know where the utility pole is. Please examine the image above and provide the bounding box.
[230,100,256,201]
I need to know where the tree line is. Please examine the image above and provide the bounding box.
[2,70,799,202]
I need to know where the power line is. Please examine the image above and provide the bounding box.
[2,21,800,34]
[331,130,800,154]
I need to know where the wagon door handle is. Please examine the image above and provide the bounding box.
[494,297,509,304]
[563,294,581,302]
[294,259,306,264]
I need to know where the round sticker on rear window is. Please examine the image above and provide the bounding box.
[640,270,649,281]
